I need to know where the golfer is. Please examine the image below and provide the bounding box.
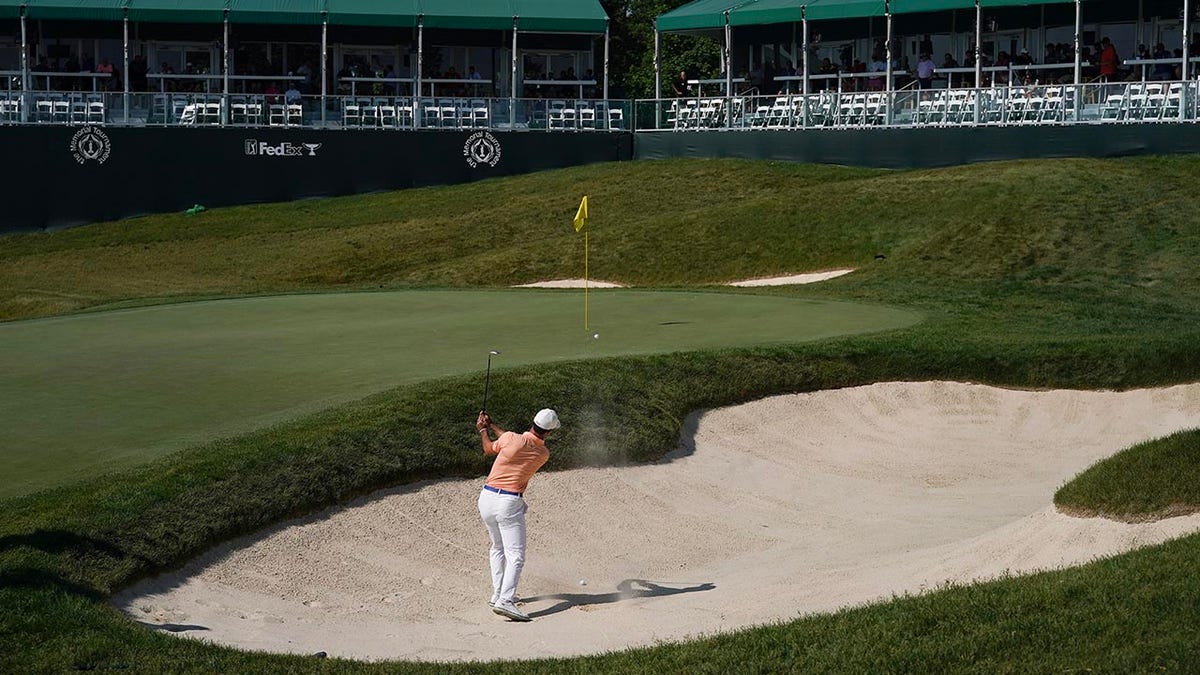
[476,407,560,622]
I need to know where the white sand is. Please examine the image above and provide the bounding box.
[513,270,856,289]
[513,279,624,288]
[726,269,856,286]
[115,381,1200,662]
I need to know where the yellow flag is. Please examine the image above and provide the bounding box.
[573,195,589,233]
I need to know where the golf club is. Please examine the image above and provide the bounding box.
[482,350,500,413]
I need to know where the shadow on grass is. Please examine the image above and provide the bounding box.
[0,530,126,600]
[523,579,715,619]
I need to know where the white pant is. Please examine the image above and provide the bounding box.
[478,488,527,604]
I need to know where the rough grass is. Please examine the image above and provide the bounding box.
[3,155,1199,322]
[2,156,1200,673]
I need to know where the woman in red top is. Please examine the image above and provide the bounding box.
[475,407,560,622]
[1098,38,1119,81]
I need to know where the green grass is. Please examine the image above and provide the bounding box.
[2,156,1200,673]
[1056,428,1200,521]
[0,288,913,499]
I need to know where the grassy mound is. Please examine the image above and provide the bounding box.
[1056,428,1200,521]
[2,156,1200,672]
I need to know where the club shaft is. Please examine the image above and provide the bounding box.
[482,356,492,412]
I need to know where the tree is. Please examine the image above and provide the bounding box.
[601,0,723,99]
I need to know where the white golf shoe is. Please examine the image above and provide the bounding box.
[492,600,532,622]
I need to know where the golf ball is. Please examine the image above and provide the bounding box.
[579,579,587,586]
[592,333,599,340]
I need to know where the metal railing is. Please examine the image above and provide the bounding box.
[633,79,1200,131]
[0,81,1197,132]
[0,90,633,131]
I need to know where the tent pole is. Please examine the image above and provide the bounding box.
[975,0,982,123]
[723,12,732,124]
[320,14,327,127]
[510,17,518,129]
[20,6,27,123]
[416,15,423,127]
[222,12,229,125]
[1183,0,1191,81]
[123,12,130,124]
[1073,0,1082,120]
[974,0,982,89]
[653,22,660,100]
[603,19,609,101]
[885,1,893,125]
[802,7,808,97]
[654,22,660,129]
[1184,0,1192,120]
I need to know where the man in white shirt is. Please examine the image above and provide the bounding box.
[916,54,935,89]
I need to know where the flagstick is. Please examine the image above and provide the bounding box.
[584,228,589,330]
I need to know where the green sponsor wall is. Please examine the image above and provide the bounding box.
[634,124,1200,169]
[2,128,633,232]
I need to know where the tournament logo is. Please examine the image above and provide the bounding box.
[244,140,321,157]
[69,126,111,165]
[463,131,502,168]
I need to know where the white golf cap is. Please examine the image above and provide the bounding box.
[533,408,561,430]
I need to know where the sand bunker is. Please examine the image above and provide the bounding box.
[514,270,856,288]
[513,279,624,288]
[115,381,1200,662]
[726,269,856,286]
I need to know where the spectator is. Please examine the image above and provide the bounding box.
[942,53,958,69]
[818,58,837,91]
[851,58,866,92]
[868,52,886,91]
[296,61,311,93]
[1098,37,1119,82]
[131,54,148,92]
[284,80,302,104]
[672,70,688,97]
[916,53,935,89]
[264,80,281,104]
[1153,43,1173,80]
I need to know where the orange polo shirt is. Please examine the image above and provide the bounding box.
[485,431,549,493]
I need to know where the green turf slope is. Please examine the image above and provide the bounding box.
[0,289,915,498]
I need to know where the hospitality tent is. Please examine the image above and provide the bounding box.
[2,0,611,122]
[654,0,1131,100]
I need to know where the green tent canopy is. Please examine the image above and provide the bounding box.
[727,0,800,27]
[325,0,418,27]
[658,0,753,32]
[1,0,609,29]
[228,0,323,24]
[126,0,227,23]
[24,0,125,21]
[661,0,1081,32]
[514,0,607,33]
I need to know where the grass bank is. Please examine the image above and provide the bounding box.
[1056,428,1200,521]
[2,156,1200,672]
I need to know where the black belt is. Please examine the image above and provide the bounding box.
[483,484,523,497]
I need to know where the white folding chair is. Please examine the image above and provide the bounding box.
[179,103,198,125]
[86,94,105,124]
[470,99,489,128]
[548,100,567,130]
[342,98,361,128]
[578,106,596,129]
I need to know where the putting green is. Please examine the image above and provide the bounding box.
[0,289,919,498]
